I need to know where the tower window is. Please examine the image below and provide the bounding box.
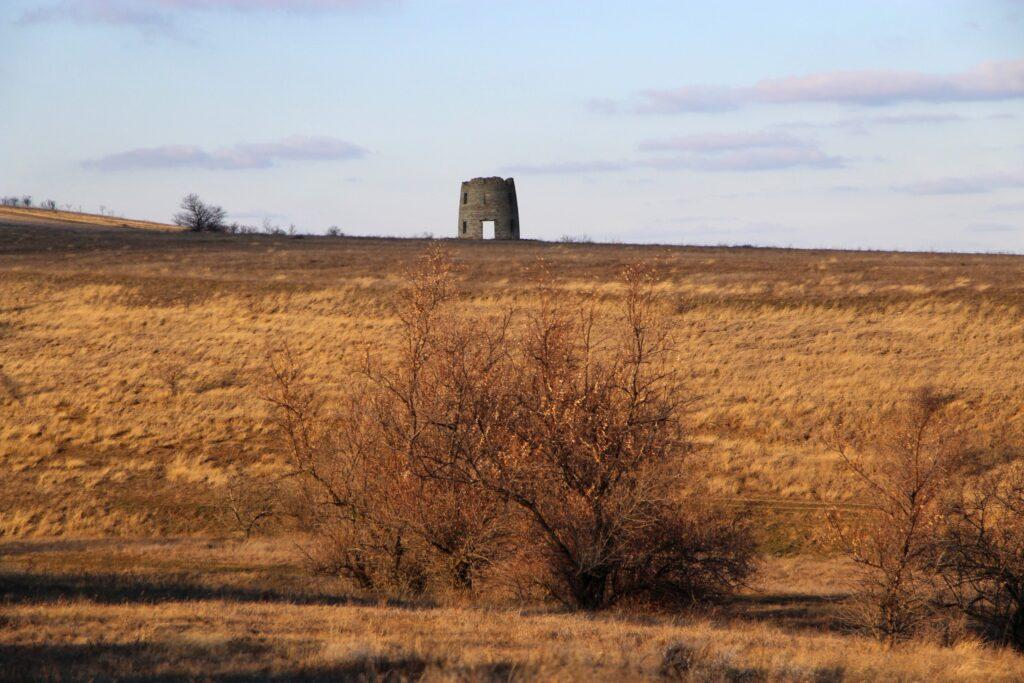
[462,221,467,233]
[463,193,467,204]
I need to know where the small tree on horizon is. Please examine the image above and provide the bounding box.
[173,193,227,233]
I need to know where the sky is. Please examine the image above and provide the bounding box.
[2,0,1023,251]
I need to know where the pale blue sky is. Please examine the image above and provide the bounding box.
[2,0,1023,250]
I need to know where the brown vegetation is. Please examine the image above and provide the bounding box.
[4,537,1024,681]
[2,215,1024,676]
[827,388,969,644]
[939,461,1024,648]
[267,252,755,607]
[827,389,1024,650]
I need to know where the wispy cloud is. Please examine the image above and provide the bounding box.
[774,113,967,135]
[636,130,813,153]
[507,130,844,175]
[966,223,1019,233]
[502,160,631,175]
[638,130,844,171]
[608,60,1024,113]
[895,171,1024,195]
[652,147,843,172]
[21,0,389,28]
[21,0,170,27]
[83,135,367,171]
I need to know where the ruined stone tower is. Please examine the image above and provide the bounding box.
[457,177,520,240]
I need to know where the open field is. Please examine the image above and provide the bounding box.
[2,213,1024,678]
[5,536,1024,681]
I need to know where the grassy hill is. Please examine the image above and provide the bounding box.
[1,212,1023,679]
[0,205,181,232]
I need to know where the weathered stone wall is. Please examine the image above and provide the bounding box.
[457,177,520,240]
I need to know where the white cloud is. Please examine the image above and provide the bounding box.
[967,223,1019,233]
[648,147,843,172]
[895,171,1024,195]
[83,135,367,171]
[774,113,967,135]
[501,160,631,175]
[21,0,390,28]
[507,130,844,175]
[637,130,813,153]
[623,60,1024,113]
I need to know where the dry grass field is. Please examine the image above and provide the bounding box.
[2,208,1024,679]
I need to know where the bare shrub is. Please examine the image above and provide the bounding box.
[262,218,286,236]
[827,387,967,645]
[173,194,227,233]
[153,357,187,396]
[938,461,1024,649]
[450,266,754,608]
[355,254,520,592]
[265,250,755,607]
[262,349,422,595]
[224,473,279,539]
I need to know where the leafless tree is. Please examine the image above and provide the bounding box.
[827,387,967,645]
[224,473,280,539]
[939,462,1024,649]
[173,194,227,233]
[41,199,57,210]
[266,249,756,607]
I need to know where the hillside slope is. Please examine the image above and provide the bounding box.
[0,205,181,232]
[2,218,1022,539]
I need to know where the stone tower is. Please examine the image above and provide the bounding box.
[457,177,520,240]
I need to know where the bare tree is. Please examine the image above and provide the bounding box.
[266,250,755,607]
[452,265,753,608]
[20,196,32,207]
[827,387,967,645]
[173,194,227,232]
[41,199,57,211]
[939,462,1024,649]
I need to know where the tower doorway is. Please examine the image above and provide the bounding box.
[482,220,495,240]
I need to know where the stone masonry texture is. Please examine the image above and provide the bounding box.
[457,177,520,240]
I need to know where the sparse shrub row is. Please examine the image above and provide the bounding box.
[2,195,60,209]
[262,250,756,610]
[254,248,1024,649]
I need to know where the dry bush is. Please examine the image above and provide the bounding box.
[263,349,432,597]
[827,387,968,645]
[453,266,755,609]
[223,473,280,539]
[173,193,227,233]
[263,256,518,597]
[939,461,1024,650]
[264,249,756,607]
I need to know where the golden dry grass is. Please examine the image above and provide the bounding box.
[2,218,1021,540]
[3,537,1023,681]
[2,215,1024,678]
[0,205,181,232]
